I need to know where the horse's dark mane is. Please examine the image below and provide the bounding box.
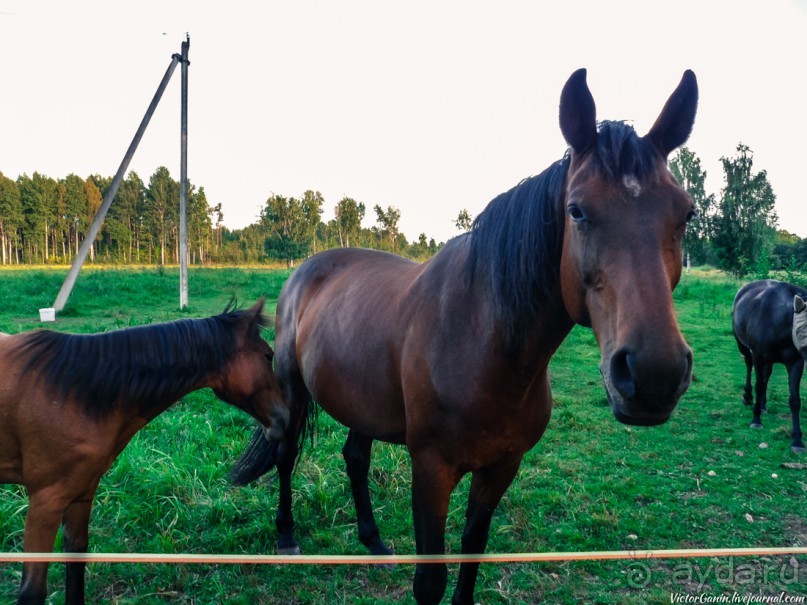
[466,155,569,353]
[467,120,660,353]
[17,305,268,418]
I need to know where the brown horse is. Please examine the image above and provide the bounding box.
[0,300,289,605]
[233,69,697,604]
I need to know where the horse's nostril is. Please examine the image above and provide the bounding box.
[609,346,692,405]
[610,348,636,400]
[678,348,694,395]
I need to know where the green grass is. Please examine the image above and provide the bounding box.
[1,266,807,603]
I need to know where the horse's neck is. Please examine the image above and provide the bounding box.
[517,288,575,370]
[133,371,217,425]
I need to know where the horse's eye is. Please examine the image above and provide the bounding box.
[264,352,274,364]
[568,204,587,223]
[685,207,698,223]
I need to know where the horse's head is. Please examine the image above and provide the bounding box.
[793,295,807,359]
[558,69,697,426]
[213,299,290,440]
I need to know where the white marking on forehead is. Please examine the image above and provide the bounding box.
[622,175,642,198]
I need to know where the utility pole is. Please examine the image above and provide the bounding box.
[52,52,182,313]
[179,35,190,309]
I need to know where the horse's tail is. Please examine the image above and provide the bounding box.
[229,427,282,485]
[230,397,318,486]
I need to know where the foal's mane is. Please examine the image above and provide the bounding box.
[467,120,662,353]
[17,303,269,418]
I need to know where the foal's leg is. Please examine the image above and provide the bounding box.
[342,430,393,556]
[410,452,460,605]
[62,497,94,605]
[452,460,522,605]
[786,360,805,452]
[18,490,66,605]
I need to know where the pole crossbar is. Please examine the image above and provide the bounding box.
[2,547,807,566]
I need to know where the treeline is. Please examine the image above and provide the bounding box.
[224,192,440,266]
[672,143,804,277]
[0,169,217,265]
[0,169,441,266]
[2,141,804,273]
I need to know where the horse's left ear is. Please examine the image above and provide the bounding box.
[644,70,698,157]
[795,295,806,314]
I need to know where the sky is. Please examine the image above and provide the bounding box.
[1,1,806,244]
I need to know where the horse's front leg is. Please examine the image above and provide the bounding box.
[452,459,522,605]
[410,451,459,605]
[62,496,95,605]
[342,430,393,556]
[786,360,805,452]
[751,357,772,427]
[18,490,65,605]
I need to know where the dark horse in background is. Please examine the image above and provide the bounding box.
[0,301,289,605]
[233,69,698,605]
[733,279,807,452]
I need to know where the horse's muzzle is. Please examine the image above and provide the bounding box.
[601,345,693,426]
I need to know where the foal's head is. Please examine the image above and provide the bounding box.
[214,299,289,440]
[558,69,697,425]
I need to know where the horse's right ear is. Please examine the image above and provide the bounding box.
[794,295,806,314]
[559,68,597,154]
[246,298,267,328]
[250,298,266,317]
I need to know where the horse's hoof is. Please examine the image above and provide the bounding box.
[750,422,763,429]
[277,545,302,556]
[374,552,396,570]
[792,445,806,454]
[369,543,396,569]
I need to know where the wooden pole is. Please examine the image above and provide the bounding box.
[53,52,182,312]
[179,35,190,309]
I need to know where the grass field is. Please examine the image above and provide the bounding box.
[1,266,807,604]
